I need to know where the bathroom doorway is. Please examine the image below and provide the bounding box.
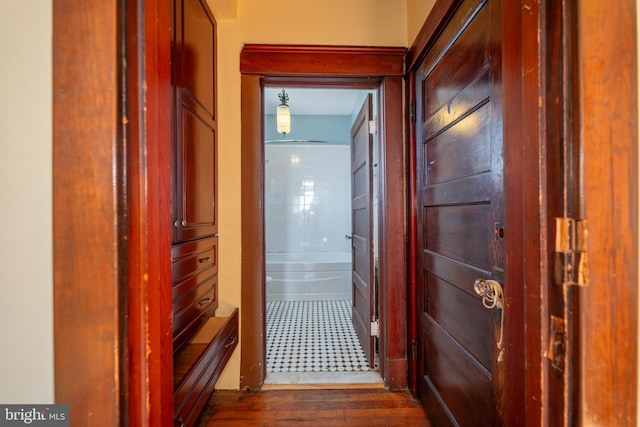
[262,86,381,385]
[239,44,406,391]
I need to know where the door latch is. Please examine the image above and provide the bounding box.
[473,278,505,362]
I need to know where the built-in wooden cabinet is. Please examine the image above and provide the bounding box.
[172,0,218,244]
[172,236,219,350]
[171,1,235,426]
[173,307,238,427]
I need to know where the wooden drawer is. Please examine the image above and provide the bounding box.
[172,274,217,350]
[172,236,218,283]
[172,236,219,350]
[174,308,239,427]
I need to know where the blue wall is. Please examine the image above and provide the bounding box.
[264,114,352,144]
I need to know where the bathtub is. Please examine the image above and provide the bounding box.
[265,252,352,301]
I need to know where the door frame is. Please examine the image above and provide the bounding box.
[53,0,172,425]
[239,44,407,389]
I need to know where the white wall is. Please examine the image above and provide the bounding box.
[265,144,352,255]
[0,0,54,403]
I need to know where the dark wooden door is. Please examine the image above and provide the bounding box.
[350,94,375,368]
[414,0,504,425]
[172,0,217,243]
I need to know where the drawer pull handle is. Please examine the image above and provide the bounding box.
[198,297,212,307]
[198,256,211,263]
[224,337,237,349]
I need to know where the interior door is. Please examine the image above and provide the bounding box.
[414,0,505,425]
[350,94,375,368]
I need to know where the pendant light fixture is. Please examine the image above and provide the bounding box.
[276,89,291,136]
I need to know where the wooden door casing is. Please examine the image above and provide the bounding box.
[53,0,174,425]
[239,45,406,389]
[414,0,505,425]
[350,94,375,368]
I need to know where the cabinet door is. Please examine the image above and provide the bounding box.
[172,0,217,243]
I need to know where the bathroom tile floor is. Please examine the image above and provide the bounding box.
[266,300,376,375]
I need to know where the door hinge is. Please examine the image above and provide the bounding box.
[368,119,378,135]
[370,319,379,337]
[547,315,566,372]
[410,100,416,123]
[554,217,589,286]
[412,339,418,361]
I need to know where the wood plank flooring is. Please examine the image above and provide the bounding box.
[197,388,431,426]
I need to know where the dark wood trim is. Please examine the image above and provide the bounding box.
[53,0,172,425]
[241,44,405,76]
[239,45,407,390]
[377,76,407,389]
[406,70,418,397]
[577,0,638,424]
[125,0,173,425]
[53,0,123,424]
[502,0,529,425]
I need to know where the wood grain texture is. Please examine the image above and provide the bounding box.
[54,0,173,425]
[578,0,638,425]
[377,76,408,389]
[241,45,405,76]
[411,0,508,425]
[198,389,431,427]
[350,95,374,368]
[134,0,174,423]
[501,0,529,424]
[53,1,122,425]
[240,74,267,389]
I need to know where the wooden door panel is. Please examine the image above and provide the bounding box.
[176,103,217,241]
[424,204,493,270]
[426,105,491,184]
[351,94,374,368]
[423,173,492,206]
[172,0,217,244]
[423,321,492,425]
[424,272,493,369]
[423,251,487,292]
[415,0,503,424]
[421,5,489,137]
[181,0,215,117]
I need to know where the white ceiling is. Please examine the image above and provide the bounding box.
[263,87,371,116]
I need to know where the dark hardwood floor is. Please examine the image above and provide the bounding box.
[197,388,431,426]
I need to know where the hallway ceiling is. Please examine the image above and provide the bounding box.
[264,87,370,116]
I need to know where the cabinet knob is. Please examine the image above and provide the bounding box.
[181,219,187,227]
[176,417,184,427]
[173,220,180,228]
